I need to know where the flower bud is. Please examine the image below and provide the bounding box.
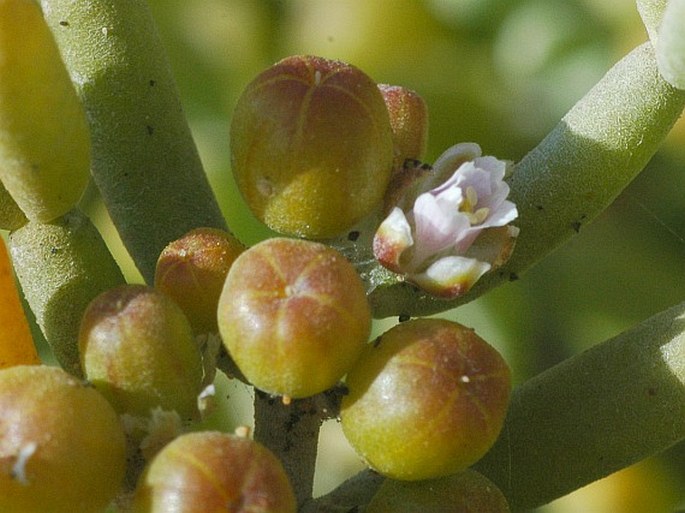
[132,431,296,513]
[378,84,429,169]
[218,237,371,398]
[341,318,511,480]
[0,0,90,222]
[79,284,204,420]
[155,227,245,335]
[230,55,394,239]
[0,365,126,513]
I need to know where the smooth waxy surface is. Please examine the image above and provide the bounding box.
[341,318,511,480]
[218,237,371,398]
[231,55,394,238]
[133,431,296,513]
[79,284,204,420]
[0,365,126,513]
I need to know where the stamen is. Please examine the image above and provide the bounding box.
[460,186,479,213]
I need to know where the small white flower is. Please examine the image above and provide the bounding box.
[373,143,519,299]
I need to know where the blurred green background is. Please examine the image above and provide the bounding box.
[80,0,685,510]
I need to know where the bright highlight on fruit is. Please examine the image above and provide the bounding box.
[0,238,39,369]
[79,284,204,420]
[341,318,511,480]
[0,365,126,513]
[0,0,90,223]
[218,237,371,398]
[155,227,245,335]
[230,55,394,239]
[132,431,296,513]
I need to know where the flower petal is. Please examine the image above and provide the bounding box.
[409,255,491,299]
[373,207,414,272]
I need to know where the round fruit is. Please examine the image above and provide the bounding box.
[155,227,245,334]
[0,365,126,513]
[365,469,510,513]
[218,237,371,398]
[132,431,296,513]
[79,284,204,420]
[230,54,394,239]
[341,318,511,480]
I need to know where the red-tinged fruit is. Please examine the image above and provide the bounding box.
[155,227,245,334]
[132,431,296,513]
[341,318,511,480]
[0,365,126,513]
[230,55,394,238]
[366,469,510,513]
[218,237,371,398]
[79,284,204,420]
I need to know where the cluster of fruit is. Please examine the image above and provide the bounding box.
[0,3,514,511]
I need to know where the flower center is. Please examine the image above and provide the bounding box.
[460,186,490,225]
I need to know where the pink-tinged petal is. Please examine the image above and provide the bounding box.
[412,192,469,263]
[373,207,414,272]
[409,256,491,299]
[425,143,482,191]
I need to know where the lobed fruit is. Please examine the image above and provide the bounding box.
[155,227,245,334]
[230,55,394,239]
[132,431,296,513]
[365,469,510,513]
[341,318,511,480]
[79,284,204,420]
[0,365,126,513]
[218,237,371,398]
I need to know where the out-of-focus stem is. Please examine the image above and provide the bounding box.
[9,208,125,376]
[369,43,685,318]
[474,301,685,511]
[655,0,685,89]
[40,0,227,284]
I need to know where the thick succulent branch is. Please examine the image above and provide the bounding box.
[369,43,685,318]
[40,0,227,284]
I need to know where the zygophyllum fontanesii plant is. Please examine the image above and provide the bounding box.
[0,0,683,512]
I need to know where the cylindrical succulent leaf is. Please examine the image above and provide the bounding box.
[0,0,90,222]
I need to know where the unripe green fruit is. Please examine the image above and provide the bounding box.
[132,431,296,513]
[218,237,371,398]
[155,227,245,335]
[230,55,394,239]
[378,84,429,169]
[0,365,126,513]
[79,284,204,420]
[341,318,511,480]
[366,469,510,513]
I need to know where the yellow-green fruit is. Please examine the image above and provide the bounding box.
[155,227,245,335]
[218,237,371,398]
[0,365,126,513]
[133,431,296,513]
[79,284,204,420]
[341,318,511,480]
[230,55,394,239]
[366,469,510,513]
[0,0,90,222]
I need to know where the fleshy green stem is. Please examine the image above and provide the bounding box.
[368,43,685,318]
[474,300,685,511]
[40,0,227,284]
[9,208,125,376]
